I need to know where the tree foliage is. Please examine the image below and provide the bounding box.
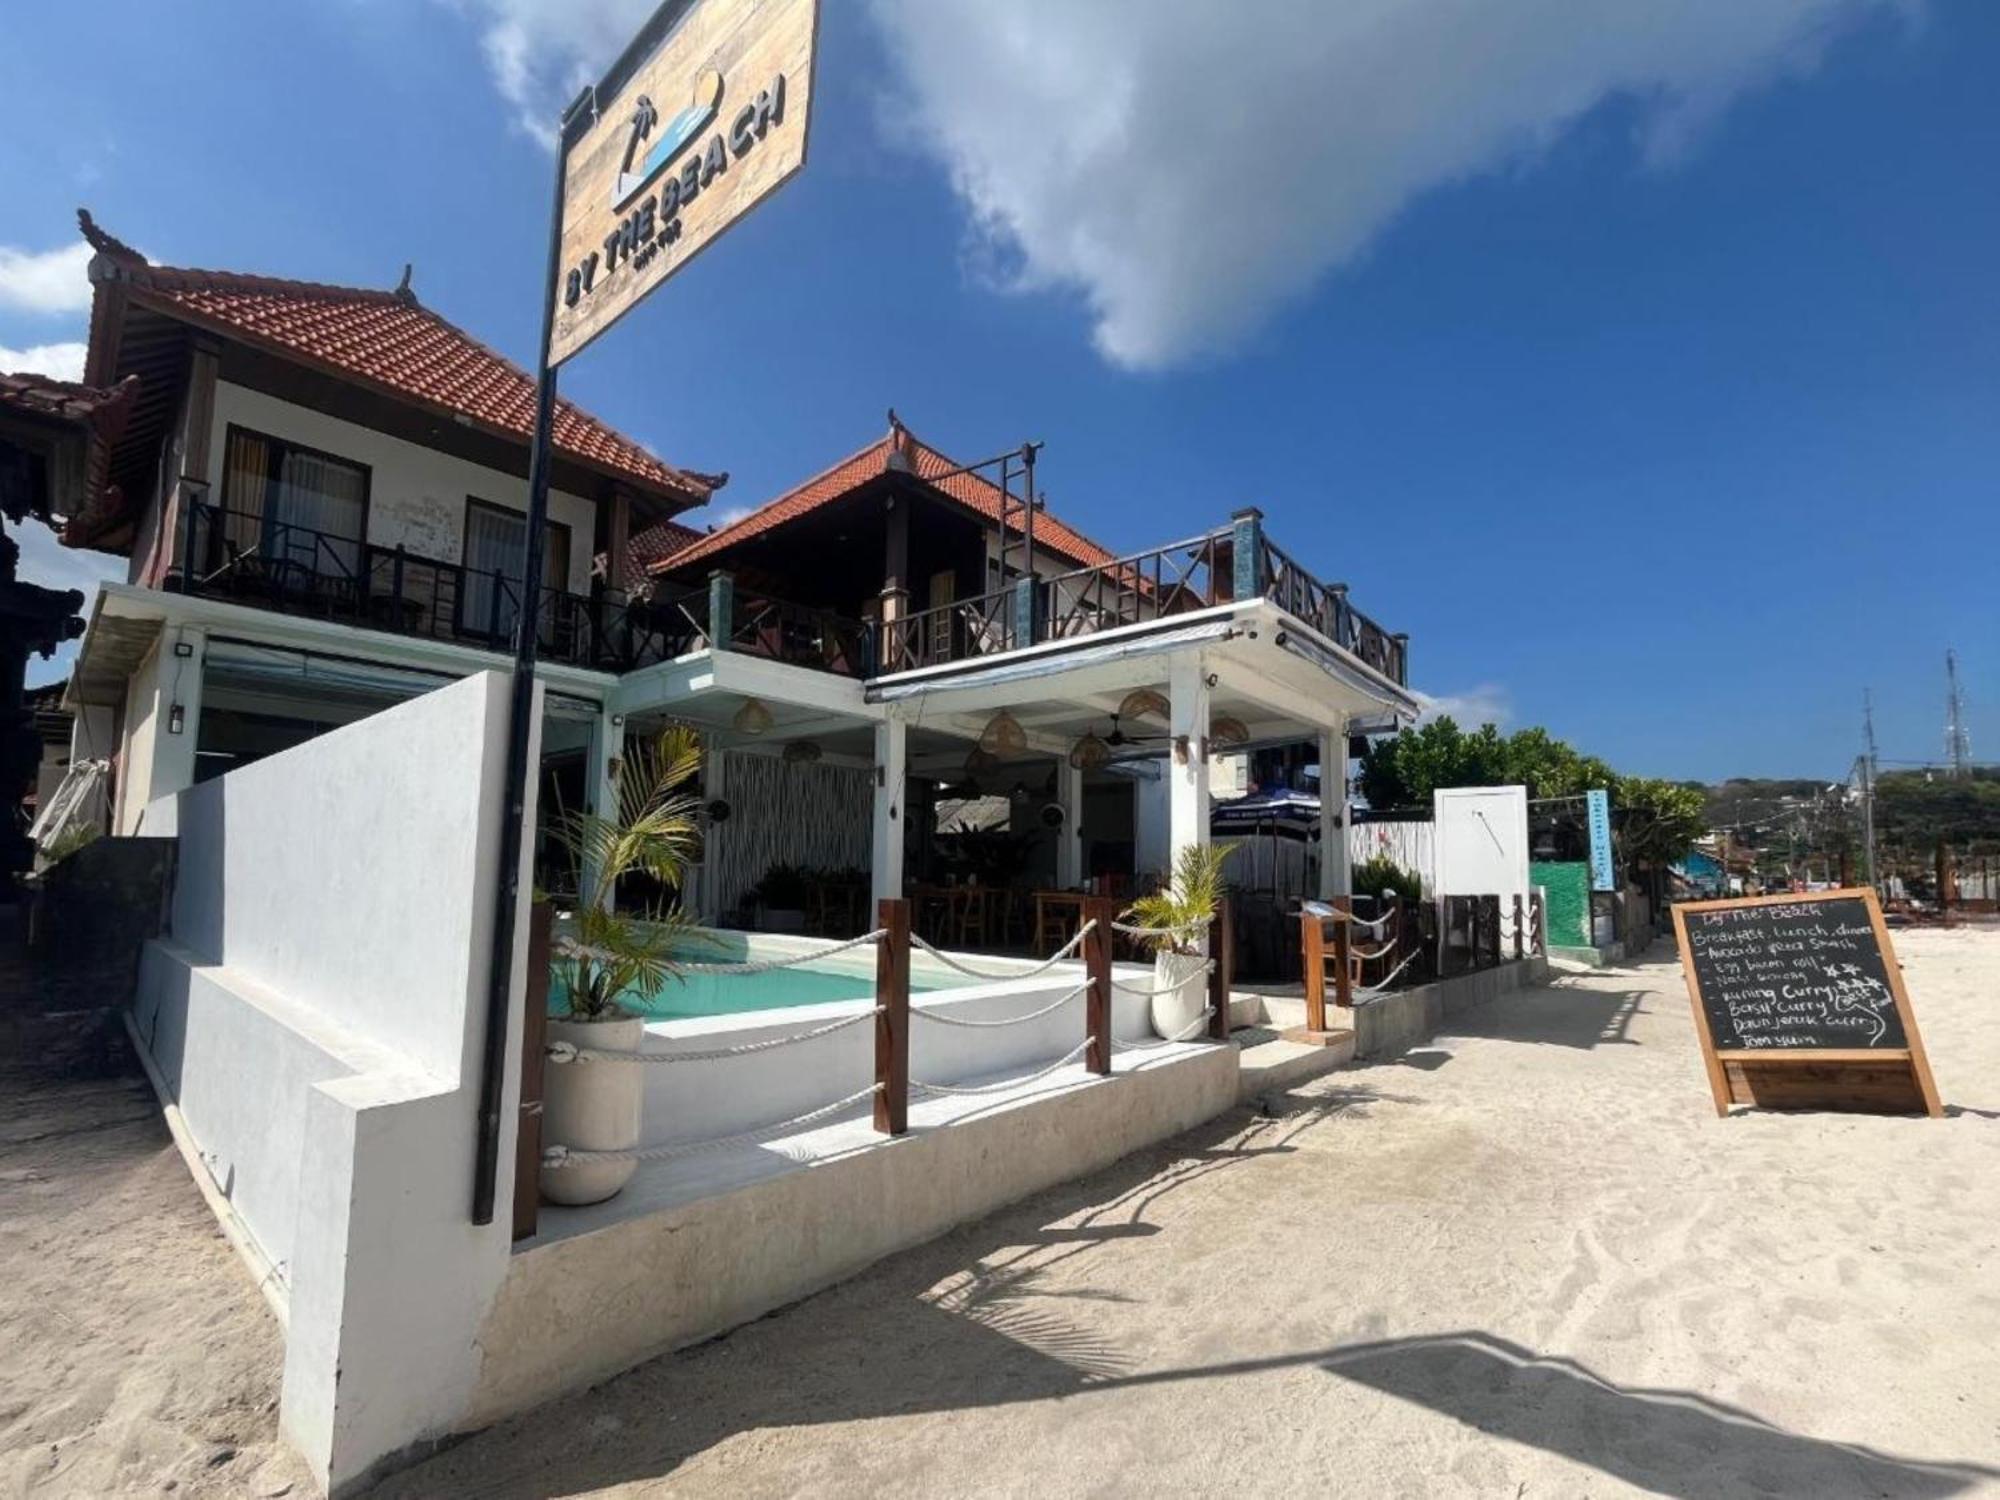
[1358,716,1702,870]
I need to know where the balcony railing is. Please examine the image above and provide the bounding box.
[171,501,1399,688]
[875,514,1408,686]
[175,500,707,673]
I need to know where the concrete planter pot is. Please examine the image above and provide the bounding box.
[541,1013,646,1207]
[1149,950,1210,1040]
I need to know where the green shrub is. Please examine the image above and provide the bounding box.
[1352,853,1422,904]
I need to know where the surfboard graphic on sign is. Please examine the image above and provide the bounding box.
[615,70,724,211]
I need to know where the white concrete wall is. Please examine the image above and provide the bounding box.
[1432,785,1530,905]
[207,382,598,597]
[129,671,541,1495]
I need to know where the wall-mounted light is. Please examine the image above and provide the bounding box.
[168,704,186,735]
[610,714,625,728]
[173,641,194,659]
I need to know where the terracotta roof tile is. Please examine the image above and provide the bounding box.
[652,420,1118,576]
[624,518,709,591]
[79,216,709,505]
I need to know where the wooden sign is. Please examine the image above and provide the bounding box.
[549,0,819,366]
[1672,889,1940,1118]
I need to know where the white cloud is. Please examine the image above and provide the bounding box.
[13,518,123,689]
[0,241,93,316]
[1415,683,1512,730]
[443,0,658,142]
[866,0,1914,369]
[0,342,88,382]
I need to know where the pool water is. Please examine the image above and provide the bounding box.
[549,947,941,1021]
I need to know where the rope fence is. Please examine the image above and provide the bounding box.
[910,1040,1093,1097]
[535,896,1236,1187]
[541,1083,885,1168]
[911,921,1092,981]
[1109,962,1215,999]
[547,1005,883,1065]
[910,981,1089,1030]
[1111,1005,1217,1052]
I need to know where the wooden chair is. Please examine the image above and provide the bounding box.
[957,887,990,948]
[1033,893,1080,957]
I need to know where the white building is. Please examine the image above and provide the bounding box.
[57,216,1419,918]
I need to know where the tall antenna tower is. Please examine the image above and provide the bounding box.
[1860,689,1879,891]
[1945,649,1971,778]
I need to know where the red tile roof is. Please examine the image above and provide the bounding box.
[624,518,709,591]
[77,212,715,507]
[651,418,1118,576]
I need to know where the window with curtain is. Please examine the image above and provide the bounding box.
[461,498,571,643]
[220,426,368,577]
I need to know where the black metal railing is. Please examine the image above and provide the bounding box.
[873,519,1407,685]
[176,500,705,673]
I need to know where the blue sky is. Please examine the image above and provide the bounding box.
[3,0,1994,783]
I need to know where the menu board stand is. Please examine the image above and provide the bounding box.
[1672,888,1941,1118]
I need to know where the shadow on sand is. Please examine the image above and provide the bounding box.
[374,1088,1995,1500]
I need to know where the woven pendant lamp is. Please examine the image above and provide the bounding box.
[1209,714,1250,748]
[1117,687,1170,722]
[1067,732,1110,771]
[731,697,774,735]
[979,709,1027,756]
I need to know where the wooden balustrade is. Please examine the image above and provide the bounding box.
[1207,897,1235,1040]
[1084,897,1117,1073]
[873,899,910,1136]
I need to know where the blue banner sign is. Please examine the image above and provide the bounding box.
[1587,788,1615,891]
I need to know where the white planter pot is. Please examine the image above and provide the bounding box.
[541,1013,646,1207]
[1149,950,1210,1040]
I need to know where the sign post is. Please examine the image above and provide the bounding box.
[1670,888,1941,1118]
[472,0,821,1225]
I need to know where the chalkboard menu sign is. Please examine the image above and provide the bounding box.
[1671,889,1940,1117]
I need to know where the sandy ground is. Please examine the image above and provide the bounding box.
[5,925,1996,1497]
[0,924,309,1500]
[377,925,2000,1500]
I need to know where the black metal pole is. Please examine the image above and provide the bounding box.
[472,105,577,1227]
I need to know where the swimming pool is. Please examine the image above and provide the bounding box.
[548,929,945,1021]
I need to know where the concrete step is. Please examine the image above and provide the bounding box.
[1232,1023,1356,1103]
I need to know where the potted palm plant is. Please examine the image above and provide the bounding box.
[542,726,702,1207]
[1123,842,1234,1039]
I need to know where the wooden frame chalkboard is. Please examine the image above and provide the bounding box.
[1671,888,1941,1118]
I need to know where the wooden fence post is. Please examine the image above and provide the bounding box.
[1332,895,1354,1009]
[1207,896,1233,1040]
[874,898,910,1135]
[1084,897,1115,1074]
[1512,894,1524,960]
[1301,908,1326,1033]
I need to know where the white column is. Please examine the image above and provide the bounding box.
[1319,722,1350,898]
[585,709,625,911]
[1167,655,1212,875]
[871,716,908,905]
[1056,757,1084,889]
[129,624,206,833]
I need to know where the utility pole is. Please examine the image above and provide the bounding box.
[1860,690,1880,894]
[1945,648,1971,779]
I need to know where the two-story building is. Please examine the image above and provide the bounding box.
[55,213,1421,938]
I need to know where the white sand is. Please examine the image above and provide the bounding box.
[379,925,2000,1499]
[7,928,1996,1497]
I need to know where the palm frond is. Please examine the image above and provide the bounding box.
[551,726,705,1018]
